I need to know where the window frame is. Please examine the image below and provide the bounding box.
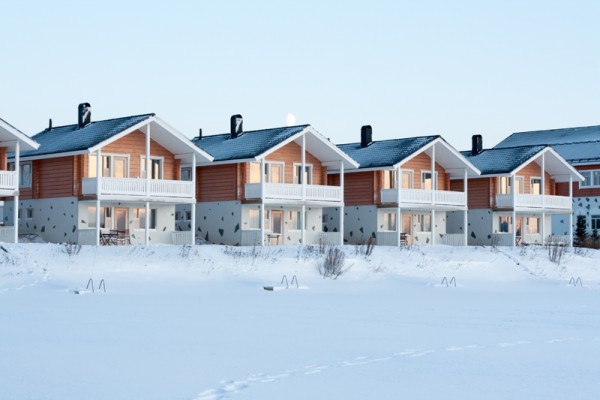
[421,171,438,190]
[293,163,313,185]
[418,214,431,232]
[530,177,542,195]
[592,215,600,230]
[8,161,32,188]
[580,170,600,188]
[134,207,157,230]
[381,212,397,232]
[140,156,164,180]
[265,162,285,184]
[89,153,130,178]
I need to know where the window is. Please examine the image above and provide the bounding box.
[288,210,302,230]
[89,154,129,178]
[249,162,261,183]
[87,206,110,228]
[382,212,397,231]
[293,164,312,184]
[527,217,540,234]
[265,162,284,183]
[580,170,600,188]
[498,216,512,233]
[141,157,163,179]
[383,170,397,189]
[530,178,542,195]
[26,208,34,221]
[592,215,600,230]
[418,214,431,232]
[421,171,438,190]
[181,167,192,181]
[499,176,524,195]
[8,162,32,188]
[134,208,157,229]
[402,170,413,189]
[248,209,260,229]
[185,211,192,221]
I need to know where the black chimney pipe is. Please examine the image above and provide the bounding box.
[198,128,203,140]
[47,118,52,131]
[360,125,373,148]
[230,114,243,139]
[471,134,483,156]
[78,103,91,128]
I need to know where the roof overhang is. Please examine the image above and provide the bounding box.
[256,126,359,170]
[512,147,584,182]
[87,116,213,164]
[0,118,39,151]
[394,137,480,178]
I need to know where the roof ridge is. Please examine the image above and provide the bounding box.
[34,113,155,131]
[513,123,600,135]
[488,144,548,151]
[337,134,440,146]
[197,124,310,140]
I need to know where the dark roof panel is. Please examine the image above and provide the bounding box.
[192,125,309,161]
[462,145,546,175]
[21,114,154,158]
[337,136,439,169]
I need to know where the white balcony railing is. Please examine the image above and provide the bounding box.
[438,233,465,246]
[495,194,571,210]
[77,228,97,245]
[172,231,194,245]
[381,188,466,207]
[0,226,16,243]
[245,183,342,203]
[0,170,17,192]
[82,177,194,200]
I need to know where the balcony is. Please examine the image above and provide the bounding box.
[245,183,342,203]
[82,177,195,202]
[0,170,18,195]
[380,188,466,208]
[495,194,571,211]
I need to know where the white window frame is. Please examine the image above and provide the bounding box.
[401,170,414,189]
[498,216,513,233]
[383,169,397,189]
[249,162,262,183]
[591,215,600,231]
[381,212,397,232]
[580,170,600,188]
[418,214,431,232]
[288,210,302,230]
[134,207,157,230]
[89,153,130,178]
[26,207,34,221]
[140,156,164,180]
[180,167,192,181]
[499,176,524,195]
[8,162,32,188]
[530,177,542,195]
[421,171,438,190]
[293,163,313,185]
[248,209,260,230]
[265,162,285,184]
[527,217,540,234]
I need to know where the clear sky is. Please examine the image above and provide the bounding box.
[2,0,600,150]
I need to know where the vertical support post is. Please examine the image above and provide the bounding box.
[301,205,306,245]
[512,174,517,247]
[13,141,20,243]
[339,160,344,246]
[541,152,546,208]
[145,201,150,245]
[431,145,436,245]
[431,209,435,245]
[569,175,573,247]
[541,212,546,245]
[463,168,468,247]
[301,133,306,200]
[191,153,197,245]
[396,166,402,246]
[145,123,151,196]
[95,148,102,246]
[260,158,265,246]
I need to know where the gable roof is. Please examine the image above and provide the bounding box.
[193,124,358,169]
[0,118,40,151]
[21,114,155,158]
[462,145,547,175]
[495,124,600,164]
[463,145,583,182]
[337,136,439,169]
[16,114,212,163]
[193,125,309,161]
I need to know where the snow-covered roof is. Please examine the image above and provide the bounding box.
[0,118,39,151]
[495,124,600,164]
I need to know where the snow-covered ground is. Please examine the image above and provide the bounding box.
[1,243,599,399]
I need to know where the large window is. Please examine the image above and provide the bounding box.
[248,209,260,229]
[382,212,397,231]
[498,176,524,195]
[421,171,438,190]
[8,162,32,188]
[141,157,163,179]
[580,170,600,188]
[383,170,396,189]
[418,214,431,232]
[498,216,512,233]
[288,210,302,230]
[293,164,312,184]
[134,208,157,229]
[527,217,540,234]
[530,177,542,195]
[249,162,261,183]
[592,215,600,230]
[89,154,129,178]
[265,162,284,183]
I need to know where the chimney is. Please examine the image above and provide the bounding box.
[47,118,53,131]
[360,125,372,147]
[230,114,243,139]
[78,103,91,128]
[471,134,483,156]
[197,128,203,140]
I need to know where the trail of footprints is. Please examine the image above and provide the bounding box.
[193,336,596,400]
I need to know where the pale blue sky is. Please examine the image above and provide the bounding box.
[2,0,600,150]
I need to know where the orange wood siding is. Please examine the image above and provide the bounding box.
[197,164,238,202]
[450,179,464,192]
[559,165,600,197]
[82,130,178,180]
[467,178,492,209]
[344,171,376,206]
[264,142,325,185]
[328,173,340,186]
[37,157,75,198]
[0,147,7,170]
[401,152,448,190]
[515,161,556,195]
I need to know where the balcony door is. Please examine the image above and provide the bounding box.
[271,210,283,234]
[115,208,128,232]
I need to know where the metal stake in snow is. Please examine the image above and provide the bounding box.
[568,277,582,287]
[441,277,456,287]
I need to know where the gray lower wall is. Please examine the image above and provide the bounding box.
[196,201,242,245]
[343,205,378,245]
[5,197,79,243]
